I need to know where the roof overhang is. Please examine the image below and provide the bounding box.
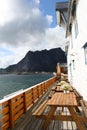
[56,2,68,28]
[66,0,77,37]
[56,0,77,38]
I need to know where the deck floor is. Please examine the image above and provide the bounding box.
[10,81,79,130]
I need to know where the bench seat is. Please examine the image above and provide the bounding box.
[80,100,87,118]
[33,99,48,116]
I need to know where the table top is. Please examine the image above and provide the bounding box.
[47,92,78,107]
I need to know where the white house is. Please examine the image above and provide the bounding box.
[56,0,87,100]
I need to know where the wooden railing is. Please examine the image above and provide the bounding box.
[0,76,56,130]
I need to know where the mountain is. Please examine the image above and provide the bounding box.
[3,48,67,73]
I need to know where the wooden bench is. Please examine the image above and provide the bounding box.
[73,88,83,101]
[80,100,87,118]
[48,85,57,99]
[33,86,56,117]
[33,99,48,117]
[48,90,55,99]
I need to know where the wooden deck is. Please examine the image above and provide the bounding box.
[9,81,79,130]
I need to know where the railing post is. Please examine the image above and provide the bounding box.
[41,84,43,95]
[37,86,40,98]
[9,99,14,128]
[32,88,34,104]
[45,82,47,90]
[23,92,27,112]
[57,63,61,80]
[44,83,45,92]
[41,84,43,94]
[0,103,2,130]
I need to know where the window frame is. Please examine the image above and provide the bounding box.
[84,43,87,64]
[72,60,75,70]
[74,17,78,38]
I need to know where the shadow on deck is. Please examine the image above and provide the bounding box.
[10,81,78,130]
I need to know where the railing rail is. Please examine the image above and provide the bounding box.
[0,76,57,130]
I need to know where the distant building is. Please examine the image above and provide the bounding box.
[56,63,67,82]
[56,0,87,100]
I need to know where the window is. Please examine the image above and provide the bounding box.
[74,18,78,38]
[71,35,73,48]
[72,60,75,70]
[84,43,87,64]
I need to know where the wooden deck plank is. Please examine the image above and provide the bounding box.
[8,80,86,130]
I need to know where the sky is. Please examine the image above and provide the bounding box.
[0,0,68,68]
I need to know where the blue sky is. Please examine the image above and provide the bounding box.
[0,0,67,68]
[0,48,14,56]
[40,0,68,27]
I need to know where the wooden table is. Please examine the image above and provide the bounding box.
[51,85,73,92]
[42,92,87,130]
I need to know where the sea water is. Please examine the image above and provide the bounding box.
[0,73,53,99]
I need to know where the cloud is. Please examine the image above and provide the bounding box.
[34,0,40,4]
[0,0,14,25]
[0,0,51,46]
[44,26,66,50]
[0,15,49,45]
[0,0,66,68]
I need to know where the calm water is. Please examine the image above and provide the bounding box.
[0,73,53,99]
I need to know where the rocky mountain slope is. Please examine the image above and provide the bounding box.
[1,48,67,73]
